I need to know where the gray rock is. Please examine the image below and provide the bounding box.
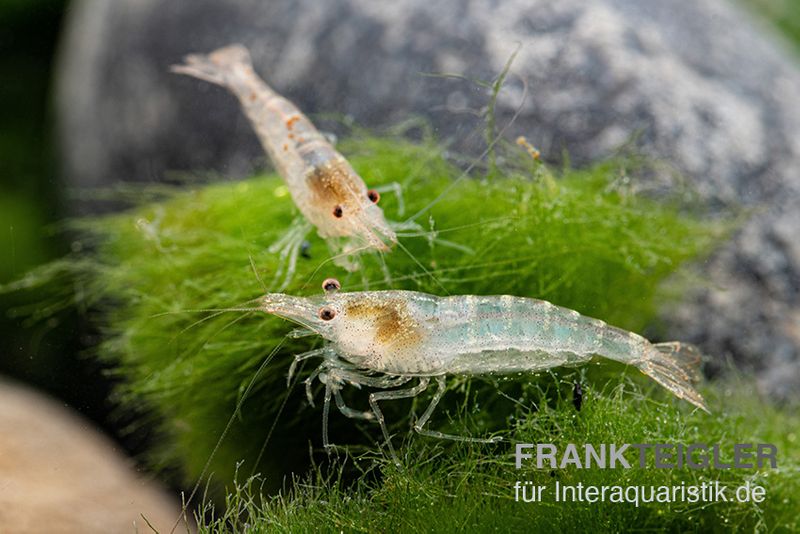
[56,0,800,398]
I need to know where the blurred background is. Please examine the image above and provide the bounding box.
[1,0,799,528]
[0,0,115,428]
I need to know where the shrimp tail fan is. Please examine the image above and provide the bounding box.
[636,341,708,412]
[171,44,263,95]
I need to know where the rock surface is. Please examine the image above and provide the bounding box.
[56,0,800,397]
[0,378,189,533]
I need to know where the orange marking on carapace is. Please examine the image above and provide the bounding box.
[345,299,423,346]
[306,158,364,205]
[286,115,301,130]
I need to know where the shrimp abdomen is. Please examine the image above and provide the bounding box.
[171,45,331,194]
[425,295,707,410]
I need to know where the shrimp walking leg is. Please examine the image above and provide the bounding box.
[334,390,374,420]
[413,376,501,444]
[304,366,324,407]
[325,237,360,272]
[314,365,408,450]
[322,382,333,450]
[268,217,311,291]
[318,366,380,451]
[369,377,431,463]
[287,347,332,387]
[287,327,315,339]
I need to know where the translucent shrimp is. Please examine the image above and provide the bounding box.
[171,45,396,287]
[262,280,708,462]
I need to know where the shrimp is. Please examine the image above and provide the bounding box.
[262,279,707,463]
[171,45,397,287]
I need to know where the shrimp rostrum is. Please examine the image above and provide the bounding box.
[262,280,708,463]
[172,45,396,287]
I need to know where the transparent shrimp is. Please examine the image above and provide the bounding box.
[171,45,397,288]
[262,279,708,463]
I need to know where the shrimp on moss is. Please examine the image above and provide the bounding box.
[263,278,708,464]
[172,45,398,289]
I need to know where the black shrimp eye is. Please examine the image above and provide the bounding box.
[332,205,344,218]
[322,277,341,293]
[318,307,336,321]
[367,189,380,203]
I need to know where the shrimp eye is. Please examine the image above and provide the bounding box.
[332,205,344,218]
[367,189,380,203]
[322,277,341,293]
[318,307,336,321]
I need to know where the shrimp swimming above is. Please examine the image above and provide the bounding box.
[262,279,708,463]
[172,45,397,287]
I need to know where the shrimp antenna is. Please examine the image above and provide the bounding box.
[149,302,263,319]
[394,239,450,295]
[149,297,265,347]
[149,287,266,319]
[393,216,519,238]
[249,254,269,293]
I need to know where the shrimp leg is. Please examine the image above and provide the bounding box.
[369,377,431,464]
[305,365,324,407]
[413,376,501,444]
[311,363,411,451]
[287,327,316,339]
[268,217,312,291]
[287,347,332,387]
[322,388,376,454]
[334,390,374,420]
[320,370,379,452]
[322,380,333,450]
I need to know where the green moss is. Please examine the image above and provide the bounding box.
[6,135,752,527]
[198,375,800,533]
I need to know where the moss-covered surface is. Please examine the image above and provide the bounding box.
[199,376,800,532]
[8,136,799,530]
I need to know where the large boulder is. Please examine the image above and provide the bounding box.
[56,0,800,398]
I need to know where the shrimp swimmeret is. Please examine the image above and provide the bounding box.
[263,280,708,463]
[172,45,397,287]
